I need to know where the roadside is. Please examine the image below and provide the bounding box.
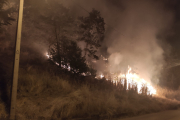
[0,66,179,119]
[115,109,180,120]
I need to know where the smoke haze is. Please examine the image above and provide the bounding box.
[1,0,175,85]
[67,0,174,84]
[108,0,174,84]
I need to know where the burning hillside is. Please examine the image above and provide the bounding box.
[96,66,157,95]
[46,52,156,95]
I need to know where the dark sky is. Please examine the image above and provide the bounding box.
[64,0,180,57]
[166,0,180,57]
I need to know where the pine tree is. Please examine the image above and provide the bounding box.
[78,9,105,60]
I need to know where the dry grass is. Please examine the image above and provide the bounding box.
[156,86,180,101]
[0,66,179,120]
[0,102,8,119]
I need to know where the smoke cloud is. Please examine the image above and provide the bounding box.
[68,0,174,84]
[107,0,173,84]
[2,0,174,85]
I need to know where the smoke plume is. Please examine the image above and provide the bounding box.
[3,0,174,85]
[68,0,174,84]
[106,0,173,84]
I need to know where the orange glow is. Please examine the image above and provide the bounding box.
[98,66,157,95]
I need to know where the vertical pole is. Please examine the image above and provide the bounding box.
[10,0,24,119]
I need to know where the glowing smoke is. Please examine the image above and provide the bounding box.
[3,0,174,86]
[68,0,174,85]
[106,0,174,84]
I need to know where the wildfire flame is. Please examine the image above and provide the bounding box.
[46,53,50,58]
[124,66,156,95]
[98,66,157,95]
[45,52,156,95]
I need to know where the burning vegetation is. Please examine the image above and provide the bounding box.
[1,0,180,119]
[47,50,157,96]
[0,65,178,119]
[96,66,157,95]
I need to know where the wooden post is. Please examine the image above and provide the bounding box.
[10,0,24,119]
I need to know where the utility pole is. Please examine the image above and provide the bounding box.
[10,0,24,119]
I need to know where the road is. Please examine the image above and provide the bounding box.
[117,109,180,120]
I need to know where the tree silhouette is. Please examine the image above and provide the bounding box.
[66,41,88,75]
[44,3,88,75]
[49,36,89,75]
[23,1,101,76]
[78,9,105,60]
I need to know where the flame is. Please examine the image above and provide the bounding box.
[45,52,156,95]
[100,74,104,78]
[46,53,50,58]
[98,66,157,95]
[124,67,156,95]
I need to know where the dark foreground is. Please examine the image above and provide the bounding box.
[117,109,180,120]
